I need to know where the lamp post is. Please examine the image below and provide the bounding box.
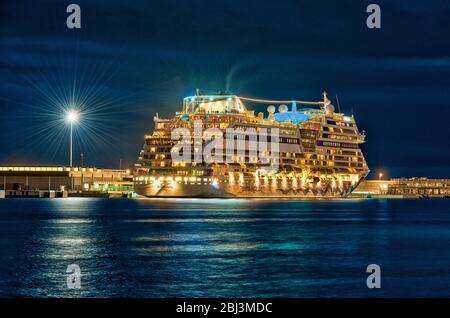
[66,110,79,167]
[81,153,84,190]
[378,172,383,180]
[66,110,79,192]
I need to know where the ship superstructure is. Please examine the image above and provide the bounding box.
[134,91,369,198]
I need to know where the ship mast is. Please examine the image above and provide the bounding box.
[322,91,330,108]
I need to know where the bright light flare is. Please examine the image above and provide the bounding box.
[18,56,131,166]
[66,110,79,123]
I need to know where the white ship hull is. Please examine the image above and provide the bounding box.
[134,179,361,198]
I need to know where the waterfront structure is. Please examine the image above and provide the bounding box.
[352,180,390,196]
[134,91,369,197]
[0,166,133,197]
[388,178,449,197]
[353,178,450,198]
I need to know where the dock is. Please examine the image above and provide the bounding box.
[0,166,133,199]
[353,178,450,198]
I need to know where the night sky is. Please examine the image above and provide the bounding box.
[1,0,449,178]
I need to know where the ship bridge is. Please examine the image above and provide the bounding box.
[182,95,247,114]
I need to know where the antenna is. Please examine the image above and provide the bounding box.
[335,94,342,113]
[322,91,330,108]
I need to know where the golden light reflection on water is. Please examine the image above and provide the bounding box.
[135,235,171,242]
[135,232,254,243]
[50,219,93,224]
[123,218,264,223]
[134,231,259,255]
[54,238,89,245]
[134,242,259,255]
[132,240,313,255]
[136,246,172,253]
[124,216,379,223]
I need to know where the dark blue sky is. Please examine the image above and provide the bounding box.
[1,0,449,178]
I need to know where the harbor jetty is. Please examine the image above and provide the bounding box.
[0,166,133,198]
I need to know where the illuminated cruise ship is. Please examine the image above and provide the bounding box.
[134,90,369,198]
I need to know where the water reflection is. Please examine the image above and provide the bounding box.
[1,198,450,297]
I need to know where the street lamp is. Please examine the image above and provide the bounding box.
[66,110,79,167]
[378,172,384,180]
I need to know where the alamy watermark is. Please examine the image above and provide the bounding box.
[366,264,381,289]
[366,4,381,29]
[170,120,280,172]
[66,4,81,29]
[65,4,382,32]
[67,264,81,289]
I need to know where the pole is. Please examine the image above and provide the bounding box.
[335,94,341,113]
[70,122,73,191]
[81,153,84,190]
[70,122,73,167]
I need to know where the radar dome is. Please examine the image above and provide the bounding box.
[278,104,288,113]
[325,104,335,115]
[267,105,275,113]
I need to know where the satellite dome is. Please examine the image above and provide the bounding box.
[278,104,288,113]
[325,104,335,114]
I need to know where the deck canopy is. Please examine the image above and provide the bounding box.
[183,95,247,114]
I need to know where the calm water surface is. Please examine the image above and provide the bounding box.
[0,198,449,297]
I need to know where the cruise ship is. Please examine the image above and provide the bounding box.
[134,90,369,198]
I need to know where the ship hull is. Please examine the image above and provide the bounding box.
[134,180,361,198]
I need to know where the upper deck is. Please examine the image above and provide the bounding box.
[182,94,247,114]
[155,91,360,134]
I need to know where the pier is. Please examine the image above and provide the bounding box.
[0,166,133,198]
[352,178,450,198]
